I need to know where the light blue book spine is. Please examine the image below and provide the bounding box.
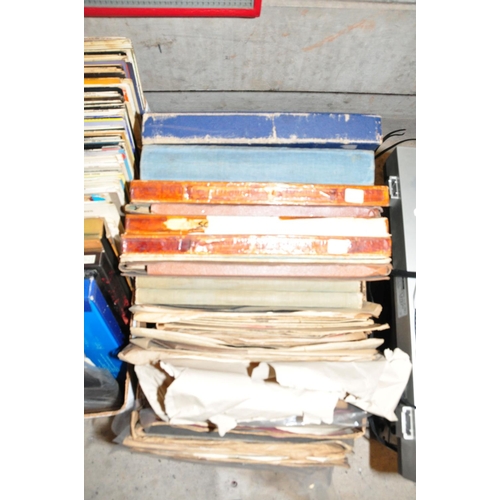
[142,112,382,150]
[139,145,375,185]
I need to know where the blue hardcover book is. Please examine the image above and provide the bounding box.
[140,145,375,185]
[142,113,382,150]
[84,277,127,379]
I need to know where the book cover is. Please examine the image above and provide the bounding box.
[84,146,133,182]
[125,203,383,218]
[84,218,120,264]
[130,301,382,321]
[84,65,127,79]
[84,79,140,137]
[124,214,389,237]
[134,288,364,309]
[122,337,383,363]
[84,37,147,114]
[84,57,133,81]
[84,179,126,214]
[122,423,351,467]
[84,202,123,240]
[129,181,389,207]
[84,128,137,171]
[120,260,392,279]
[139,145,375,185]
[134,276,362,293]
[142,113,382,150]
[121,234,392,260]
[84,111,137,156]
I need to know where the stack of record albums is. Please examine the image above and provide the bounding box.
[84,38,145,417]
[114,112,413,466]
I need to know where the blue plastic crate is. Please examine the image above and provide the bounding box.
[84,277,127,379]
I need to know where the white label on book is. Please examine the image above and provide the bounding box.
[345,188,364,204]
[84,254,96,264]
[327,239,351,254]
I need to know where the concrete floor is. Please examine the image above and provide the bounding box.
[84,415,415,500]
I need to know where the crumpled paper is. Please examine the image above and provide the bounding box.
[134,348,412,436]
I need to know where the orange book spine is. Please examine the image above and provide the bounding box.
[122,234,391,257]
[124,214,389,235]
[125,214,207,234]
[129,181,389,207]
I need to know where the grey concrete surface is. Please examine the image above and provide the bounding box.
[84,416,416,499]
[142,92,415,122]
[84,1,415,96]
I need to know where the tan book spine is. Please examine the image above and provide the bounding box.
[135,261,392,279]
[135,276,361,292]
[134,288,364,309]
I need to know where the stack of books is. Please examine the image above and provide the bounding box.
[120,181,392,279]
[84,38,146,415]
[116,112,412,465]
[84,37,145,245]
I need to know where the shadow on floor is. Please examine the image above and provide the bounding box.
[86,416,117,443]
[368,436,399,473]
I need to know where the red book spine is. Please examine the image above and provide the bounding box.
[122,234,391,257]
[145,261,392,279]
